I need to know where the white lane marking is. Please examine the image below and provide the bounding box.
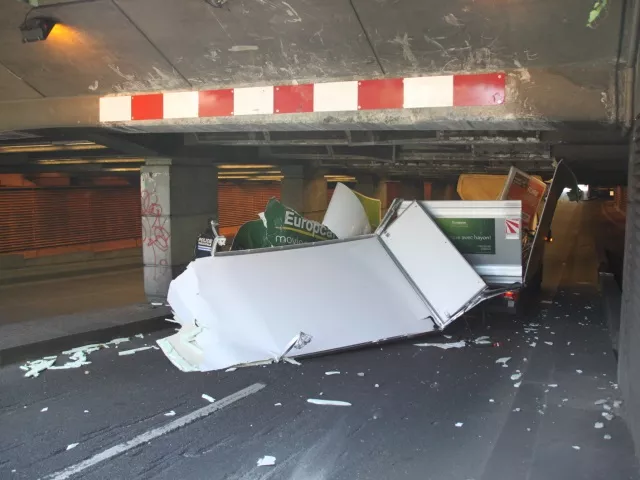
[44,383,266,480]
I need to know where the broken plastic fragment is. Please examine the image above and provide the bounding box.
[118,346,158,356]
[201,394,215,403]
[107,338,130,346]
[276,332,313,362]
[257,455,276,467]
[602,412,614,421]
[489,399,495,403]
[603,404,612,411]
[41,407,48,412]
[514,381,522,388]
[474,336,491,345]
[225,367,237,372]
[325,371,341,375]
[614,400,622,409]
[548,384,558,388]
[22,356,58,378]
[495,357,511,367]
[357,372,365,377]
[544,341,553,346]
[274,403,282,406]
[604,434,612,440]
[513,408,521,412]
[594,422,604,429]
[66,443,79,451]
[151,302,163,306]
[374,384,379,388]
[283,357,301,366]
[164,411,176,417]
[576,369,583,374]
[511,373,522,381]
[307,399,351,406]
[414,341,466,349]
[572,445,581,450]
[529,342,537,348]
[135,334,145,339]
[455,422,463,427]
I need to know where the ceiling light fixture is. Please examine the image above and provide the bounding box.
[20,16,57,43]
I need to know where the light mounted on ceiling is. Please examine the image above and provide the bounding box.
[20,16,57,43]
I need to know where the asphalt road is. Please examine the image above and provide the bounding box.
[0,201,638,480]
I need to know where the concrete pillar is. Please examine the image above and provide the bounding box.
[281,165,327,222]
[141,158,218,302]
[431,182,446,200]
[444,183,456,200]
[400,179,424,200]
[356,174,389,217]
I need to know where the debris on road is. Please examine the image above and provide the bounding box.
[595,422,604,429]
[604,434,612,440]
[135,334,145,339]
[414,341,466,349]
[548,384,558,388]
[474,336,492,345]
[118,346,158,356]
[496,357,511,367]
[40,407,48,412]
[325,371,341,375]
[455,422,464,427]
[107,338,130,346]
[357,372,365,377]
[572,445,581,450]
[544,341,553,346]
[283,357,302,366]
[514,381,522,388]
[576,369,583,374]
[20,357,57,378]
[225,367,237,372]
[511,372,522,381]
[201,394,215,403]
[257,456,276,467]
[375,384,380,388]
[602,412,614,421]
[66,443,79,451]
[307,399,352,406]
[614,400,623,409]
[513,408,521,412]
[164,411,176,417]
[274,403,282,406]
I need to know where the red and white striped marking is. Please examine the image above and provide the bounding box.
[99,73,505,123]
[505,218,521,239]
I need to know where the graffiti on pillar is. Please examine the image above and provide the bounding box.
[141,181,170,273]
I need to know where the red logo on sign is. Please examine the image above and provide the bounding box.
[505,218,520,235]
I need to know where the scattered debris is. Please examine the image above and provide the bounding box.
[513,407,521,412]
[374,384,380,388]
[283,357,301,366]
[41,407,48,412]
[614,400,622,409]
[135,334,145,339]
[576,369,583,374]
[444,13,464,26]
[357,372,365,377]
[511,372,522,381]
[84,410,89,413]
[107,338,130,346]
[489,399,495,403]
[274,403,282,406]
[527,428,531,432]
[496,357,511,367]
[118,346,158,356]
[529,342,537,347]
[21,357,58,378]
[474,336,491,345]
[602,412,614,421]
[257,455,276,467]
[276,332,313,363]
[201,394,215,403]
[225,367,237,372]
[548,384,558,388]
[514,381,522,388]
[325,371,341,375]
[603,404,612,411]
[604,434,612,440]
[66,443,79,451]
[595,399,607,405]
[572,445,581,450]
[455,422,464,427]
[151,302,163,306]
[164,411,176,417]
[307,399,351,407]
[563,398,569,402]
[414,341,466,349]
[541,300,553,304]
[595,422,604,429]
[544,341,553,346]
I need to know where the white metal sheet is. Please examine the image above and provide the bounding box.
[166,236,436,371]
[322,183,371,238]
[380,202,487,327]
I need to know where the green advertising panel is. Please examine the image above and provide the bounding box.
[435,218,496,255]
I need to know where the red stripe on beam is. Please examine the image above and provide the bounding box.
[453,73,505,106]
[358,78,404,110]
[131,94,163,120]
[274,84,314,114]
[199,89,234,117]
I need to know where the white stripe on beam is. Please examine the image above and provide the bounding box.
[163,91,199,119]
[403,76,454,108]
[99,96,131,122]
[234,86,274,116]
[313,81,358,112]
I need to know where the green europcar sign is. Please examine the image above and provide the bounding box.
[435,218,496,255]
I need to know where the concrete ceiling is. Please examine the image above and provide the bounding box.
[0,0,624,103]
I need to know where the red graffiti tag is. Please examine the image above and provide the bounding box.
[141,189,170,271]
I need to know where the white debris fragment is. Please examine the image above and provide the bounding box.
[511,372,522,381]
[604,434,612,440]
[414,341,466,349]
[274,403,282,406]
[325,371,341,375]
[548,384,558,388]
[164,411,176,417]
[603,404,612,411]
[307,399,351,406]
[614,400,622,409]
[527,428,531,432]
[357,372,365,377]
[514,381,522,388]
[474,336,491,345]
[602,412,614,421]
[496,357,511,367]
[283,357,301,366]
[151,302,163,306]
[374,384,379,388]
[529,342,537,348]
[595,422,604,429]
[572,445,581,450]
[544,341,553,346]
[107,338,130,346]
[225,367,237,372]
[541,300,553,304]
[118,346,158,356]
[66,443,79,451]
[563,398,569,402]
[513,408,521,412]
[41,407,48,412]
[84,410,89,413]
[489,399,495,403]
[576,370,583,374]
[595,399,607,405]
[62,344,105,356]
[201,394,215,403]
[135,334,145,339]
[21,357,58,378]
[257,455,276,466]
[443,335,452,339]
[455,422,464,427]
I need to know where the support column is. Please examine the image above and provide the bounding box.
[141,158,218,302]
[431,182,446,200]
[281,165,327,222]
[356,174,389,217]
